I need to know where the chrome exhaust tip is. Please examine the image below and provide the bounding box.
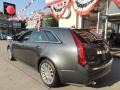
[87,81,96,86]
[91,81,96,86]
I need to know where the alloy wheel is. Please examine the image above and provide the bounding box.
[40,62,54,85]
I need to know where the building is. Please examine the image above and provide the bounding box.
[107,0,120,33]
[26,11,45,29]
[45,0,107,34]
[0,11,26,35]
[59,5,82,29]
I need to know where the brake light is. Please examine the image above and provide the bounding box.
[71,31,87,65]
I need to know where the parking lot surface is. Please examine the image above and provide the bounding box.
[0,40,120,90]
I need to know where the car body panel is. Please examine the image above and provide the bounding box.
[8,27,113,85]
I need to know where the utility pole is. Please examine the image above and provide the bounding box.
[76,14,82,29]
[97,12,100,33]
[104,0,109,40]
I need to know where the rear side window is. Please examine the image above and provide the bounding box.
[31,31,46,42]
[44,31,59,42]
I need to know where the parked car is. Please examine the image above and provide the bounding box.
[7,35,12,40]
[0,34,2,40]
[102,29,120,47]
[7,27,113,87]
[0,33,7,40]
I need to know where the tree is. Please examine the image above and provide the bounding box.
[45,14,58,27]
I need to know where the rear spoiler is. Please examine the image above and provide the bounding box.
[70,28,90,31]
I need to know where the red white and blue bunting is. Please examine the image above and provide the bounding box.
[72,0,99,15]
[48,0,99,19]
[50,0,71,19]
[18,0,35,14]
[114,0,120,7]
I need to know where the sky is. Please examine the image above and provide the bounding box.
[0,0,48,16]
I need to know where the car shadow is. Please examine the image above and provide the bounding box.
[95,58,120,88]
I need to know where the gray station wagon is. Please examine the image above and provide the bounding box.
[7,27,113,87]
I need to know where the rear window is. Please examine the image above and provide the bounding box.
[75,30,102,43]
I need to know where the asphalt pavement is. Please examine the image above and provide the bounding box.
[0,40,120,90]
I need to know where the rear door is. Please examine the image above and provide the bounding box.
[25,31,48,66]
[74,30,112,67]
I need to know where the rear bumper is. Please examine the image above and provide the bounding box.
[88,58,113,82]
[58,58,113,84]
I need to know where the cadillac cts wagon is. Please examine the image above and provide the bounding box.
[7,27,113,87]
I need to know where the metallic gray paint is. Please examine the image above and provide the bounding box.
[9,27,113,85]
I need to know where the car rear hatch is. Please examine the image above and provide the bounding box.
[72,29,112,68]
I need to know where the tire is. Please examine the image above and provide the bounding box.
[7,48,15,61]
[39,59,60,87]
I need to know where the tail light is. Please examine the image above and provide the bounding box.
[71,31,87,65]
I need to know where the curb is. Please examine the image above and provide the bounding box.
[112,55,120,58]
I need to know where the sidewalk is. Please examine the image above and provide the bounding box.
[110,47,120,58]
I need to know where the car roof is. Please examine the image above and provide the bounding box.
[28,27,91,32]
[28,27,68,31]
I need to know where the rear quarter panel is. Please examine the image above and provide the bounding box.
[39,28,88,84]
[42,28,78,71]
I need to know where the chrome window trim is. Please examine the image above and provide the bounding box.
[34,41,61,44]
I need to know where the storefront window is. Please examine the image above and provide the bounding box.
[82,0,107,34]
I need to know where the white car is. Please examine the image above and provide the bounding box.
[7,36,12,40]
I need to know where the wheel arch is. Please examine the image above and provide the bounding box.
[37,56,61,82]
[37,56,59,73]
